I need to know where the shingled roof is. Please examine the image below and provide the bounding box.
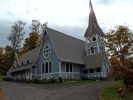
[46,27,86,64]
[84,52,105,69]
[11,46,41,72]
[84,0,104,38]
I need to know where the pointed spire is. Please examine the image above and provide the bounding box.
[84,0,104,38]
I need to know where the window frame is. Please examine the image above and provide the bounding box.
[43,44,51,58]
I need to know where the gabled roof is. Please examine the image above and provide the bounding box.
[84,52,105,69]
[84,0,104,38]
[11,46,41,72]
[46,27,86,64]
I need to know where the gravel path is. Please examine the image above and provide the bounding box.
[0,81,112,100]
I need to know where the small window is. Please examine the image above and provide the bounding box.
[17,64,19,67]
[22,62,24,65]
[43,44,51,58]
[92,37,96,41]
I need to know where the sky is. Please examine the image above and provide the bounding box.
[0,0,133,47]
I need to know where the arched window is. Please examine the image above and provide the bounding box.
[45,62,48,73]
[42,63,45,74]
[91,47,94,54]
[49,61,51,73]
[92,37,96,41]
[43,44,51,58]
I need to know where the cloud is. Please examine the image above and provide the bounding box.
[96,0,114,5]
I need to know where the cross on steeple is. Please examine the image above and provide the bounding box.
[84,0,104,38]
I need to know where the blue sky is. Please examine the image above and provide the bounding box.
[0,0,133,47]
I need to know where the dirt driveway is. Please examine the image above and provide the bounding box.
[0,81,112,100]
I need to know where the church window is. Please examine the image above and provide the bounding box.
[43,44,51,58]
[45,62,48,73]
[42,63,45,74]
[65,62,73,72]
[92,37,96,41]
[49,61,51,73]
[43,60,52,74]
[91,47,94,54]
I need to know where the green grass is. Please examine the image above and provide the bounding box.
[101,82,133,100]
[25,79,98,86]
[0,75,5,81]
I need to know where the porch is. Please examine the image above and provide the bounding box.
[39,72,81,80]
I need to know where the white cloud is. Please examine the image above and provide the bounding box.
[0,0,133,47]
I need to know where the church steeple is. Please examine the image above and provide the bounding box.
[84,0,105,56]
[84,0,104,38]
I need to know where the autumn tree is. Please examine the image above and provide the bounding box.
[22,32,39,52]
[106,25,133,87]
[8,21,26,62]
[0,46,13,75]
[20,20,43,55]
[0,47,4,74]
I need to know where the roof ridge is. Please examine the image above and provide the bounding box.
[46,27,85,42]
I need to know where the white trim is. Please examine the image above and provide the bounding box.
[43,44,51,58]
[96,34,100,53]
[49,33,61,61]
[85,38,88,56]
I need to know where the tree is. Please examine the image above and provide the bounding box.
[8,21,26,64]
[0,46,13,75]
[30,20,43,45]
[106,25,133,88]
[20,20,43,55]
[22,32,39,52]
[29,20,41,33]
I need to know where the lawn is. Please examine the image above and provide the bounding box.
[0,75,5,81]
[101,82,133,100]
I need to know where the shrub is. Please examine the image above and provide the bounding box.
[3,77,13,81]
[33,79,40,83]
[49,78,56,83]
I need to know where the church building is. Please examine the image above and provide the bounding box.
[7,0,110,80]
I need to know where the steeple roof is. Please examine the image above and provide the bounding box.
[84,0,104,38]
